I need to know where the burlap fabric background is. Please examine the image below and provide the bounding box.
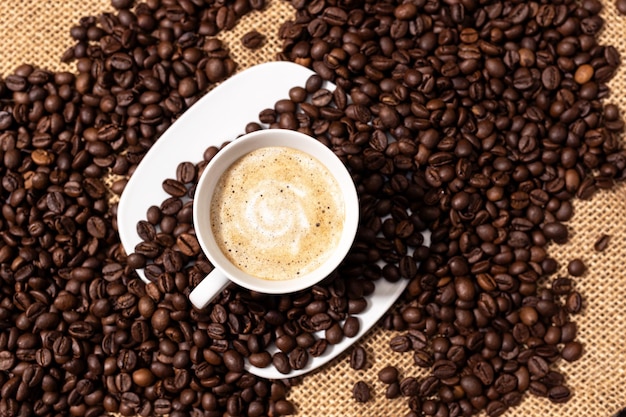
[1,0,625,416]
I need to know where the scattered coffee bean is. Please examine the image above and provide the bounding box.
[241,30,266,49]
[561,341,584,362]
[617,0,626,15]
[548,385,572,404]
[349,346,366,370]
[273,352,291,375]
[378,365,399,384]
[343,316,360,338]
[568,259,587,277]
[352,381,370,403]
[594,234,611,252]
[385,381,401,399]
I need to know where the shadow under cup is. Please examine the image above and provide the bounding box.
[190,129,360,306]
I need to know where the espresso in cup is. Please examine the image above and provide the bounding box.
[209,146,344,280]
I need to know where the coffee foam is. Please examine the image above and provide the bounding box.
[210,146,344,280]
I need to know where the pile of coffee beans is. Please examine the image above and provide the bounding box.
[271,0,626,415]
[0,0,625,416]
[0,1,308,416]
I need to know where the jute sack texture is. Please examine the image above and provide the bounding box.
[0,0,625,416]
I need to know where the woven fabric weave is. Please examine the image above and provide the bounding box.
[0,0,625,416]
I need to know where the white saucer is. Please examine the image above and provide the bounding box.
[117,61,431,379]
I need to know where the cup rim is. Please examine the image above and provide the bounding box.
[192,128,359,294]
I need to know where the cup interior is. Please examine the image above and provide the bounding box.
[193,129,359,294]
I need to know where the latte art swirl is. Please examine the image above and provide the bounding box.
[242,180,310,255]
[210,146,344,280]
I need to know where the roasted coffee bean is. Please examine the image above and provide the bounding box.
[389,335,411,353]
[378,365,398,384]
[289,347,308,370]
[413,350,433,368]
[561,341,584,362]
[272,352,291,374]
[343,316,360,338]
[432,359,457,379]
[349,346,366,370]
[400,377,419,397]
[473,360,495,386]
[175,162,197,184]
[162,179,187,197]
[567,259,586,277]
[566,291,583,314]
[460,375,483,397]
[325,322,344,345]
[0,351,15,371]
[223,349,245,372]
[176,233,200,256]
[275,335,296,353]
[241,30,266,49]
[352,381,370,403]
[528,356,550,379]
[486,400,507,417]
[248,352,272,368]
[548,385,572,403]
[386,381,401,399]
[594,234,611,252]
[308,339,328,357]
[132,368,155,387]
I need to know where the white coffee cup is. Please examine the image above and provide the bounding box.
[189,129,359,309]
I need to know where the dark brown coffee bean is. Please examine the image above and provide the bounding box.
[0,351,15,371]
[325,322,344,345]
[248,352,271,368]
[272,352,291,374]
[288,347,308,370]
[308,339,328,357]
[548,385,571,403]
[389,335,411,353]
[132,368,155,387]
[241,30,266,49]
[460,375,483,397]
[162,179,187,197]
[385,381,400,399]
[593,234,610,252]
[486,400,507,417]
[528,356,550,379]
[352,381,370,403]
[473,360,495,385]
[176,233,200,256]
[567,259,586,277]
[542,222,569,243]
[561,341,583,362]
[349,346,366,370]
[432,359,457,379]
[400,376,419,397]
[378,365,399,384]
[565,291,583,314]
[343,316,360,338]
[275,335,296,353]
[413,349,433,368]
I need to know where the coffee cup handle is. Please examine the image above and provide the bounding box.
[189,270,231,309]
